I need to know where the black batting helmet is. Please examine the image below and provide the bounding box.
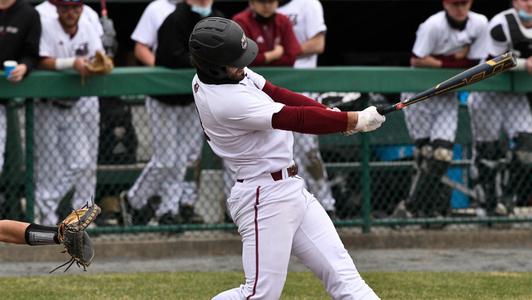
[189,17,258,68]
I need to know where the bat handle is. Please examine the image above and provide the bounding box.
[377,104,397,115]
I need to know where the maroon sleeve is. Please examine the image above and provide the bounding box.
[436,55,479,68]
[272,106,347,134]
[263,81,327,108]
[269,15,302,67]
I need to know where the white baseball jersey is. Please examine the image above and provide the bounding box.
[277,0,326,68]
[35,1,103,36]
[40,17,103,59]
[475,8,532,58]
[412,11,488,59]
[130,0,177,50]
[193,68,293,180]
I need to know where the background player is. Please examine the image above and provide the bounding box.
[122,0,203,225]
[278,0,338,217]
[392,0,488,221]
[0,0,41,217]
[232,0,301,67]
[35,0,103,38]
[35,0,102,225]
[190,17,384,299]
[468,0,532,216]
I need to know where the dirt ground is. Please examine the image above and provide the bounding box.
[1,247,531,277]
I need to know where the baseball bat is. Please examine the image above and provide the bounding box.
[377,52,517,115]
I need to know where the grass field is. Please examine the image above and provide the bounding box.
[1,271,531,299]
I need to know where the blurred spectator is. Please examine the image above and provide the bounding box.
[468,0,532,216]
[277,0,339,218]
[391,0,487,221]
[35,0,103,37]
[121,0,205,226]
[35,0,103,225]
[232,0,301,67]
[0,0,41,217]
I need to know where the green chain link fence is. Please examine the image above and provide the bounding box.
[0,67,531,234]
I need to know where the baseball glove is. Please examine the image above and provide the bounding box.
[86,51,114,75]
[50,203,101,273]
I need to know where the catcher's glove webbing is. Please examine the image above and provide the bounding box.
[50,203,101,273]
[85,50,114,75]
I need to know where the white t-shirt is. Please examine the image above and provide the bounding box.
[130,0,177,50]
[476,8,532,58]
[35,1,103,36]
[39,17,103,59]
[192,68,293,179]
[278,0,326,68]
[412,10,488,60]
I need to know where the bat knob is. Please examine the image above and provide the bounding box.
[377,105,397,115]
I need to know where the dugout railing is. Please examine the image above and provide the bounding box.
[0,67,531,234]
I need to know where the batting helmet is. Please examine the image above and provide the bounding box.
[189,17,258,68]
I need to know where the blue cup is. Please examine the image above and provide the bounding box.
[3,60,17,78]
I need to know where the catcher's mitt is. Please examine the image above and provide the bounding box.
[50,203,101,273]
[86,50,114,75]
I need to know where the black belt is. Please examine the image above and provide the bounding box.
[236,164,298,183]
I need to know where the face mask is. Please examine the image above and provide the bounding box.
[518,9,532,22]
[191,5,212,17]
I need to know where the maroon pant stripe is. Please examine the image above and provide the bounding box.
[247,186,261,300]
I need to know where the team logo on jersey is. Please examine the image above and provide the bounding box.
[241,34,248,50]
[74,42,89,57]
[194,82,199,93]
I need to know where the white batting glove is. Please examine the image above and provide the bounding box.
[354,106,386,133]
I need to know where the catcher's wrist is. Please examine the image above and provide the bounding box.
[55,57,76,70]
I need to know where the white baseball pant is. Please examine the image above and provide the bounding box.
[127,97,203,217]
[212,175,379,300]
[34,97,100,226]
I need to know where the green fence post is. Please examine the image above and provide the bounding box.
[360,132,371,233]
[24,99,34,222]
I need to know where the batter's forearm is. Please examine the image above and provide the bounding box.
[272,106,348,134]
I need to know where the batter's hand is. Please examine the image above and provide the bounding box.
[354,106,386,133]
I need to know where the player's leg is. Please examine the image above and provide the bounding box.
[292,190,379,300]
[67,97,100,209]
[34,104,66,225]
[426,94,458,217]
[171,102,204,223]
[468,92,504,216]
[0,106,6,215]
[124,98,174,224]
[503,94,532,209]
[212,178,307,299]
[293,132,336,216]
[396,93,433,217]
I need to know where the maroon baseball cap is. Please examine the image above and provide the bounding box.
[52,0,83,6]
[443,0,471,3]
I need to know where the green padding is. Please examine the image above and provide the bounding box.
[1,67,530,98]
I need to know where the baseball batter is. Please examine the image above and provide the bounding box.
[468,0,532,216]
[395,0,487,219]
[124,0,204,224]
[35,0,102,226]
[277,0,338,215]
[190,17,384,300]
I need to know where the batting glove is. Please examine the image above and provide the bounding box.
[354,106,386,133]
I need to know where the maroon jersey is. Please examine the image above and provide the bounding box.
[233,9,301,67]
